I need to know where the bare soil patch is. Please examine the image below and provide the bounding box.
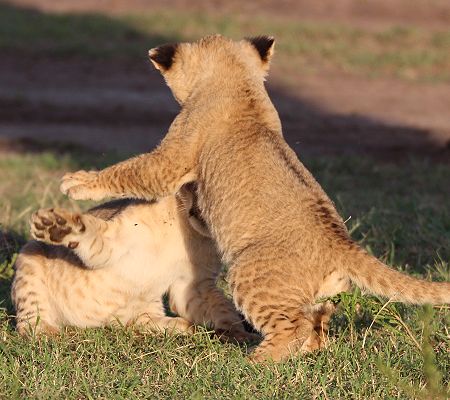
[1,0,449,162]
[11,0,450,30]
[1,55,449,162]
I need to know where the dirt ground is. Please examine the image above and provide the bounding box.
[12,0,450,29]
[1,0,450,162]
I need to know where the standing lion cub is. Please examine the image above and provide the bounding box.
[12,185,253,343]
[59,35,450,362]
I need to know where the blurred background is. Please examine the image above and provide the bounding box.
[1,0,449,157]
[1,0,449,270]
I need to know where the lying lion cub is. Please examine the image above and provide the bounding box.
[12,184,254,342]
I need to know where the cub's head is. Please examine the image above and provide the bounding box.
[148,35,275,104]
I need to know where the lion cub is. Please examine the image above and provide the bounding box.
[12,185,252,342]
[59,35,450,361]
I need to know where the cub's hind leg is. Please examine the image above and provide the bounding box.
[301,272,351,350]
[228,261,318,362]
[301,301,336,352]
[249,308,316,362]
[12,241,59,336]
[30,208,114,269]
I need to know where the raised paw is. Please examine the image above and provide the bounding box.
[30,208,85,247]
[60,170,104,201]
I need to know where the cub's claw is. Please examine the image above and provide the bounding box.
[60,170,104,201]
[30,208,85,246]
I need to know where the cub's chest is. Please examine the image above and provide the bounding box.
[107,214,191,291]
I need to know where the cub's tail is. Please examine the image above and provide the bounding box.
[345,248,450,304]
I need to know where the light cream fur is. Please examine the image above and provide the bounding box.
[12,190,253,343]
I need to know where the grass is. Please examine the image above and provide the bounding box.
[1,3,450,82]
[0,151,449,398]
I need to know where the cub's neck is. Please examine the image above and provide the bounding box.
[181,76,282,135]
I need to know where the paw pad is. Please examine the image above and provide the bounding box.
[30,209,84,245]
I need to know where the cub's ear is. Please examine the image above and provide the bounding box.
[148,43,178,71]
[246,36,275,63]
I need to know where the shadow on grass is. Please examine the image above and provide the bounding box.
[0,277,14,316]
[0,2,178,59]
[0,230,24,316]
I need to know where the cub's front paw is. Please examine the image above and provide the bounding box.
[60,170,104,201]
[30,208,85,248]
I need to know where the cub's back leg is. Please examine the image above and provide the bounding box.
[301,272,352,351]
[30,207,112,269]
[228,259,318,362]
[174,183,258,343]
[12,241,59,336]
[300,301,336,352]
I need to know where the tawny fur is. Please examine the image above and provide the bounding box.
[59,35,450,361]
[12,188,254,343]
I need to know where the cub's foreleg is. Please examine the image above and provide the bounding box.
[60,135,196,201]
[30,208,115,269]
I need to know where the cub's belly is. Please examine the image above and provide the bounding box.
[50,268,163,328]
